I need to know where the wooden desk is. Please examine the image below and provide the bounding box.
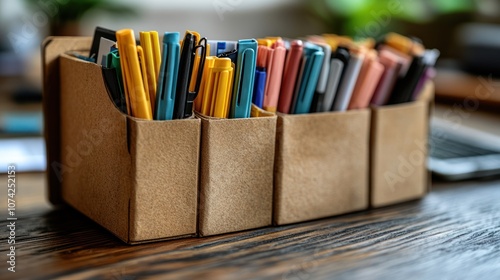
[1,173,499,279]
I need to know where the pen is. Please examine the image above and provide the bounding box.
[173,33,206,119]
[348,50,384,110]
[322,47,349,112]
[388,55,426,104]
[262,39,286,113]
[230,39,257,119]
[155,32,180,120]
[278,40,303,114]
[412,49,440,100]
[198,56,216,115]
[106,50,127,113]
[116,29,153,120]
[332,47,364,112]
[370,49,402,106]
[150,31,161,78]
[253,46,268,108]
[290,42,324,114]
[211,58,234,118]
[139,31,158,110]
[308,41,331,113]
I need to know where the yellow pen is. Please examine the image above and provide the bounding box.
[150,31,161,78]
[257,38,272,47]
[116,29,153,120]
[211,58,234,118]
[137,46,151,110]
[139,31,157,110]
[196,56,215,113]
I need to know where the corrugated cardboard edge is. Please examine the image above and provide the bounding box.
[370,82,434,207]
[196,106,277,236]
[274,109,371,225]
[42,36,93,205]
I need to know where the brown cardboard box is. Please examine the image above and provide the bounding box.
[197,106,277,236]
[43,37,200,244]
[370,82,433,207]
[273,109,371,225]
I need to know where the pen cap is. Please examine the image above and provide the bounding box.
[230,39,257,119]
[258,38,272,47]
[164,32,180,44]
[214,57,232,70]
[116,29,135,46]
[383,32,415,54]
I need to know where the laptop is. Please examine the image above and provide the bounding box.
[429,118,500,180]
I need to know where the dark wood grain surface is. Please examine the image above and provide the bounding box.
[1,173,500,280]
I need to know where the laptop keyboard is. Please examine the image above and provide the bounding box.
[430,130,500,159]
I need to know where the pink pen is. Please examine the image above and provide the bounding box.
[278,40,303,114]
[370,49,402,106]
[348,51,384,110]
[263,39,286,113]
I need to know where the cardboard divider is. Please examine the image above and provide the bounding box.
[369,82,433,207]
[196,106,277,236]
[54,51,200,244]
[273,109,371,225]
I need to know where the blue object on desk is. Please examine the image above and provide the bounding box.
[1,112,43,134]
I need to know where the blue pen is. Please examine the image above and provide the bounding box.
[252,45,268,108]
[155,32,180,120]
[291,43,324,114]
[208,40,237,57]
[230,39,258,119]
[253,69,266,108]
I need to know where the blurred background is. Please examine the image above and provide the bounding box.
[1,0,500,178]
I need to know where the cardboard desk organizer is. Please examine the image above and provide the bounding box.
[43,37,433,244]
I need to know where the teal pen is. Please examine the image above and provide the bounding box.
[292,43,324,114]
[230,39,257,119]
[155,32,180,120]
[106,50,127,113]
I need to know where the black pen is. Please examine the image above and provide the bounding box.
[388,55,426,105]
[173,33,206,119]
[173,33,195,119]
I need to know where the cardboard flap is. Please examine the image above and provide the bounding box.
[42,37,93,205]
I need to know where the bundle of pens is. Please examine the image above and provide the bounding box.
[96,27,438,120]
[265,33,440,114]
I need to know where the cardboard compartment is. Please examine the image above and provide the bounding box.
[197,106,277,236]
[44,37,200,244]
[370,82,433,207]
[273,109,371,225]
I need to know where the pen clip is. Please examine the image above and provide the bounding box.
[190,37,207,98]
[184,37,207,118]
[217,49,237,58]
[236,47,256,106]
